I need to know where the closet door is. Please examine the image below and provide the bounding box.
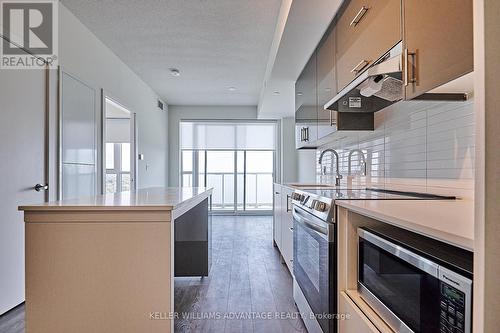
[60,71,97,199]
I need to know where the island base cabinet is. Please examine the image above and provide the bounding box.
[339,292,381,333]
[25,216,173,333]
[174,199,210,277]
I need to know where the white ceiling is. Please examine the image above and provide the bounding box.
[61,0,281,106]
[258,0,343,118]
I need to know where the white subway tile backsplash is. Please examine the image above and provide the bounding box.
[316,99,475,199]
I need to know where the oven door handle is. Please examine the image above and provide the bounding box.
[293,207,329,240]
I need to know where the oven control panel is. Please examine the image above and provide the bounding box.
[291,190,334,223]
[439,283,467,333]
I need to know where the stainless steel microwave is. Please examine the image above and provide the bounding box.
[358,227,473,333]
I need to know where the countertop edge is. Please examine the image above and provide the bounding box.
[336,200,474,252]
[18,188,213,212]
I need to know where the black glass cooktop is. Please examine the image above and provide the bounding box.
[302,188,456,201]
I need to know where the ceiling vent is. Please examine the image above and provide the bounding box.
[157,99,166,111]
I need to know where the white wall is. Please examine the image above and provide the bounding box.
[0,4,168,315]
[57,4,168,190]
[280,117,298,182]
[168,106,257,186]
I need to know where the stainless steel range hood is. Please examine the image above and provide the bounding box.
[324,43,404,113]
[324,42,468,113]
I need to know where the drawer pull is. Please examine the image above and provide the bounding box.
[351,59,370,74]
[350,6,369,27]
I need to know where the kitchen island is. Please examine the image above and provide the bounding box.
[18,187,212,333]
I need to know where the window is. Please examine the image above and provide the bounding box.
[104,97,134,194]
[105,143,131,193]
[180,121,277,212]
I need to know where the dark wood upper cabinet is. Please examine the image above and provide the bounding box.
[295,52,318,149]
[403,0,473,99]
[294,0,473,148]
[335,0,402,91]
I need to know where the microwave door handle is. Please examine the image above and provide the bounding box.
[293,208,329,240]
[358,229,439,278]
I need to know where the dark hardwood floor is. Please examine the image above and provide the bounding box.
[0,215,306,333]
[0,303,24,333]
[174,215,306,333]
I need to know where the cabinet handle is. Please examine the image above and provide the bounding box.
[290,227,294,231]
[329,110,337,127]
[351,59,370,74]
[350,6,369,27]
[404,48,417,86]
[286,195,292,212]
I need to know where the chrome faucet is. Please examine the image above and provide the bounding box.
[348,149,367,176]
[318,149,343,186]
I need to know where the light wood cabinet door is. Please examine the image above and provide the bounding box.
[273,185,282,249]
[403,0,473,99]
[338,292,381,333]
[336,0,401,91]
[317,25,337,140]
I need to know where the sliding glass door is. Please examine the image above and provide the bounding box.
[180,120,277,214]
[181,149,274,212]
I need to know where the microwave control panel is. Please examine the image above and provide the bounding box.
[439,283,466,333]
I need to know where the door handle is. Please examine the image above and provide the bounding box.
[34,183,49,192]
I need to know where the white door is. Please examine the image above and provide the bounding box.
[0,66,48,313]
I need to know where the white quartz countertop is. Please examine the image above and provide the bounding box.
[19,187,213,212]
[336,199,474,251]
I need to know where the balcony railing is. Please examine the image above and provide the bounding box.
[182,172,273,211]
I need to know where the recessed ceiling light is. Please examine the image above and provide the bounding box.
[297,92,303,96]
[273,91,280,95]
[169,68,181,77]
[228,87,237,92]
[325,87,332,92]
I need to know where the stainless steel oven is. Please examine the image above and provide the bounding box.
[293,205,336,333]
[358,227,473,333]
